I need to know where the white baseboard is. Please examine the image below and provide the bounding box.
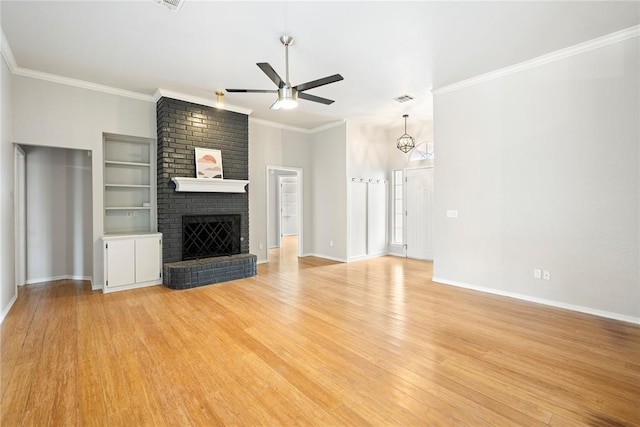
[432,277,640,325]
[257,259,268,265]
[26,275,93,286]
[0,293,18,324]
[301,253,348,263]
[348,252,388,262]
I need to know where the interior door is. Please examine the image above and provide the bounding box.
[405,168,434,260]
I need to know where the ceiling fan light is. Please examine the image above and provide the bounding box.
[272,87,298,110]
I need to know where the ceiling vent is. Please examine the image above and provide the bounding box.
[153,0,184,12]
[394,94,415,103]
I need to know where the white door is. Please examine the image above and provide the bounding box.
[105,239,135,287]
[135,236,161,283]
[405,168,433,260]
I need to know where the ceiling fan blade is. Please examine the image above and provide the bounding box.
[257,63,285,88]
[298,92,335,105]
[294,74,343,92]
[226,89,277,93]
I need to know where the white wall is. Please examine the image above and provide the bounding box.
[23,146,92,283]
[433,37,639,321]
[347,119,434,258]
[311,124,348,260]
[0,36,16,322]
[12,76,156,288]
[24,146,67,282]
[248,121,314,261]
[66,149,92,278]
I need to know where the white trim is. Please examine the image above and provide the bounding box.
[265,166,304,262]
[153,89,252,115]
[171,177,249,193]
[257,260,268,265]
[432,25,640,96]
[16,67,155,102]
[301,253,348,263]
[0,294,17,324]
[1,30,18,72]
[432,277,640,325]
[250,117,345,134]
[348,252,388,263]
[25,275,93,285]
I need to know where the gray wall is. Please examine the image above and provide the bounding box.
[433,37,639,320]
[11,75,156,288]
[248,121,314,261]
[0,40,15,322]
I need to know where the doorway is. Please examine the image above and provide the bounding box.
[17,146,93,285]
[405,167,434,260]
[266,166,303,262]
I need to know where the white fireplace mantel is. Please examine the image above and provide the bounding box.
[171,177,249,193]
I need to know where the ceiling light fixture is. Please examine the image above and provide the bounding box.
[215,91,224,108]
[271,87,298,110]
[397,114,416,153]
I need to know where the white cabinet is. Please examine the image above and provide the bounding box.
[103,134,157,234]
[103,233,162,293]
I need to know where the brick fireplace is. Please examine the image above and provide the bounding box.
[156,97,256,289]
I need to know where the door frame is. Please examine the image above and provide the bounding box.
[403,166,434,260]
[14,144,26,287]
[266,165,303,261]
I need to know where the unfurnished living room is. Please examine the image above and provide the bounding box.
[0,1,639,425]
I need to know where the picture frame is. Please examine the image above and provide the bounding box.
[195,148,223,179]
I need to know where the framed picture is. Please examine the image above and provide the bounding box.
[195,148,223,179]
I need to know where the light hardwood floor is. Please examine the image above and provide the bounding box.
[2,237,639,426]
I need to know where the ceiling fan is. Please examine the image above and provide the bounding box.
[226,36,344,110]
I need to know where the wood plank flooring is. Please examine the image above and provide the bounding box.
[2,237,639,425]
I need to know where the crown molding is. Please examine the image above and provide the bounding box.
[154,88,253,115]
[433,25,640,96]
[14,67,155,102]
[249,117,345,134]
[1,30,18,72]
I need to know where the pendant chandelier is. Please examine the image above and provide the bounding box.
[396,114,416,153]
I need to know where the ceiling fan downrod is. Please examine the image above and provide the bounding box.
[280,35,294,87]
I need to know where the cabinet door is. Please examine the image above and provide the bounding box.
[135,237,161,283]
[106,239,135,287]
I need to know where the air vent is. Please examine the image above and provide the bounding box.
[153,0,184,11]
[394,94,415,103]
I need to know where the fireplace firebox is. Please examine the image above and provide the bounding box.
[182,214,241,260]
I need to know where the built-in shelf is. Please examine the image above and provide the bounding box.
[105,207,152,210]
[105,161,150,167]
[105,184,152,188]
[171,177,249,193]
[103,134,157,235]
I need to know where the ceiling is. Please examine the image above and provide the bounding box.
[2,1,639,131]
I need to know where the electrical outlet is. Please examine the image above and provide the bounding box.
[330,240,334,247]
[127,211,132,217]
[133,210,139,217]
[259,243,263,250]
[534,269,542,279]
[543,270,551,281]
